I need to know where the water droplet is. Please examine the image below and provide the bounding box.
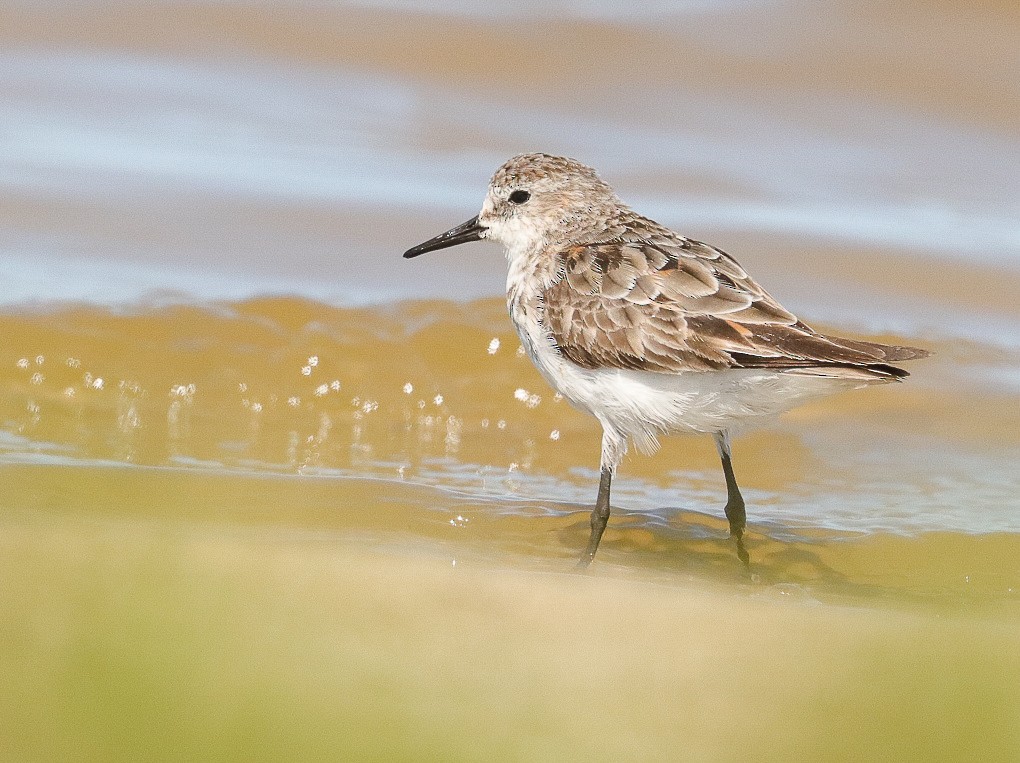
[170,384,195,399]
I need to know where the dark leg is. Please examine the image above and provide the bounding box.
[577,468,612,568]
[714,431,749,567]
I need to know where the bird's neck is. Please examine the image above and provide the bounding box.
[505,241,559,301]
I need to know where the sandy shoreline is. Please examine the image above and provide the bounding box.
[3,506,1018,760]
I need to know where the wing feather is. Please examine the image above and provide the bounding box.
[540,228,929,376]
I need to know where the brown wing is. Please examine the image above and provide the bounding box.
[539,232,929,376]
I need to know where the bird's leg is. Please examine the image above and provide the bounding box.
[714,431,749,567]
[578,468,612,568]
[578,430,624,568]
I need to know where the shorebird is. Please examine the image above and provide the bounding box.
[404,153,928,567]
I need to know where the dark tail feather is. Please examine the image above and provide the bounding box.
[779,362,911,382]
[863,363,910,379]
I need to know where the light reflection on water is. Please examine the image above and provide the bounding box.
[0,298,1016,538]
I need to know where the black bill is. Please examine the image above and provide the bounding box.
[403,216,485,258]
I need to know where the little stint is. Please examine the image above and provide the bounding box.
[404,153,928,567]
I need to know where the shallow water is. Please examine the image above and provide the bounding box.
[1,1,1019,759]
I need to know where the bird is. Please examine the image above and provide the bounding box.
[403,153,929,568]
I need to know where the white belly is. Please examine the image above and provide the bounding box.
[509,300,869,454]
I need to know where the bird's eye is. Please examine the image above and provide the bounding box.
[508,190,531,205]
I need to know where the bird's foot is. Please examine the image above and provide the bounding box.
[733,531,750,569]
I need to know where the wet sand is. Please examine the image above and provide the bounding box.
[3,511,1019,761]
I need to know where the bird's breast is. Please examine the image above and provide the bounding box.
[508,288,568,388]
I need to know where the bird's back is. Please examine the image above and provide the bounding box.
[533,216,929,382]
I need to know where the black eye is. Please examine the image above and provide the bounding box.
[508,189,531,204]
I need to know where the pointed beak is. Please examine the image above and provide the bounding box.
[403,216,485,258]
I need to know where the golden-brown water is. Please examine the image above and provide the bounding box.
[1,1,1019,759]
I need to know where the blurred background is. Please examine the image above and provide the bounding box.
[1,0,1018,529]
[3,0,1018,308]
[1,1,1019,760]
